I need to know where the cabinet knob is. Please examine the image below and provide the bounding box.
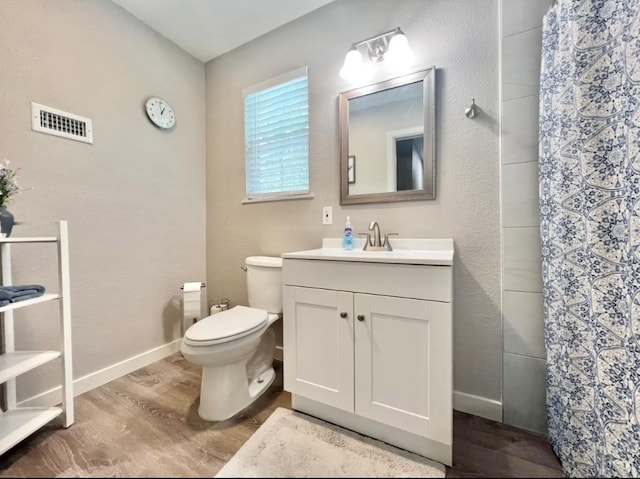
[340,312,348,318]
[357,314,365,321]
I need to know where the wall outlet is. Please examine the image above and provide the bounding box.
[322,206,333,225]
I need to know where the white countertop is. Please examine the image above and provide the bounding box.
[282,238,454,266]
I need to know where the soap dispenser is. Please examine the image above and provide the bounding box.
[342,216,354,250]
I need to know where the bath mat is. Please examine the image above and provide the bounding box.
[214,407,446,478]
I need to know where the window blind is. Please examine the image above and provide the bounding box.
[244,71,309,200]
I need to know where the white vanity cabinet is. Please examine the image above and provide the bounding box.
[283,286,354,412]
[282,238,454,466]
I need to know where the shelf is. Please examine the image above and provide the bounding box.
[0,293,59,313]
[0,351,61,383]
[0,237,58,244]
[0,407,62,455]
[0,220,73,455]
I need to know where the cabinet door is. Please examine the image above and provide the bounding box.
[283,286,354,412]
[354,293,452,442]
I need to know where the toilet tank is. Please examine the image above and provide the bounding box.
[246,256,283,314]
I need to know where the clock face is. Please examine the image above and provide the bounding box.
[145,97,175,129]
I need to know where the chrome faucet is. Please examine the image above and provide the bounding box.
[360,221,398,251]
[369,221,382,248]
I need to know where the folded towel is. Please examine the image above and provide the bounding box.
[0,284,45,293]
[9,291,45,303]
[0,284,45,302]
[0,299,9,307]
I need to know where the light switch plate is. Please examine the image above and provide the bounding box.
[322,206,333,225]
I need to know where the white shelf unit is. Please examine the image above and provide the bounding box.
[0,221,73,456]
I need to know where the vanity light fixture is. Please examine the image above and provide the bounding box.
[339,27,415,83]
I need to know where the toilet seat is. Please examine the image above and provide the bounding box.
[183,305,268,346]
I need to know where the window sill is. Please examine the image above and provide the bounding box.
[242,193,315,205]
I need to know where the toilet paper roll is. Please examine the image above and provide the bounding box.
[183,281,203,293]
[182,282,203,333]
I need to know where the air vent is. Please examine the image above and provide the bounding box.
[31,102,93,144]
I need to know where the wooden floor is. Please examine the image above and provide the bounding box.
[0,353,563,478]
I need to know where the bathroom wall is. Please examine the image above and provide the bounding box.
[0,0,206,401]
[500,0,553,433]
[205,0,503,414]
[0,0,539,426]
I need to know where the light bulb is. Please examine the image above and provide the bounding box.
[386,31,415,73]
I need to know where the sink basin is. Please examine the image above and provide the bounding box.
[282,238,454,266]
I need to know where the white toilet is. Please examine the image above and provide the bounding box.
[180,256,282,421]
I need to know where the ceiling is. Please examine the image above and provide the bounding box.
[110,0,336,63]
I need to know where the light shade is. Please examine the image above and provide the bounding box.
[339,45,372,83]
[386,30,415,73]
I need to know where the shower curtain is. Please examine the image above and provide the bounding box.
[539,0,640,477]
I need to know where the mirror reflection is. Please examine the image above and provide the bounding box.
[339,67,435,205]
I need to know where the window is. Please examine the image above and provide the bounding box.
[243,67,310,202]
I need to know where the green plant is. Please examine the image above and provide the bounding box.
[0,160,21,207]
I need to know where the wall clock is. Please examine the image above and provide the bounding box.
[145,97,175,129]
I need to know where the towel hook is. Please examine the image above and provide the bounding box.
[465,98,478,119]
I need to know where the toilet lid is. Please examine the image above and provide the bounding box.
[184,305,268,344]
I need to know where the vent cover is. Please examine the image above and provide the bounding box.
[31,102,93,144]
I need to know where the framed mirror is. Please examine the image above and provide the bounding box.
[339,67,435,205]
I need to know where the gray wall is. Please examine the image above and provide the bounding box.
[0,0,206,400]
[205,0,503,405]
[500,0,553,433]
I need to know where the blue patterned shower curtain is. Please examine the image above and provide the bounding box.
[539,0,640,477]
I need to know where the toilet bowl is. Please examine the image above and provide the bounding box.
[180,256,282,421]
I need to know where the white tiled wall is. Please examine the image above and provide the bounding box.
[502,28,543,101]
[502,95,541,165]
[501,0,555,36]
[503,352,547,430]
[502,162,542,227]
[503,291,545,358]
[503,227,543,292]
[500,0,553,434]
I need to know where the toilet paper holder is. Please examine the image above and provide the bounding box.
[208,298,230,314]
[181,282,206,290]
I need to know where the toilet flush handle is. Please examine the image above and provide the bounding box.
[241,266,247,271]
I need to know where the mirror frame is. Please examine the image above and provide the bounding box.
[339,67,436,205]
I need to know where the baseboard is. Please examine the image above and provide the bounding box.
[453,390,502,422]
[18,339,182,408]
[18,342,503,426]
